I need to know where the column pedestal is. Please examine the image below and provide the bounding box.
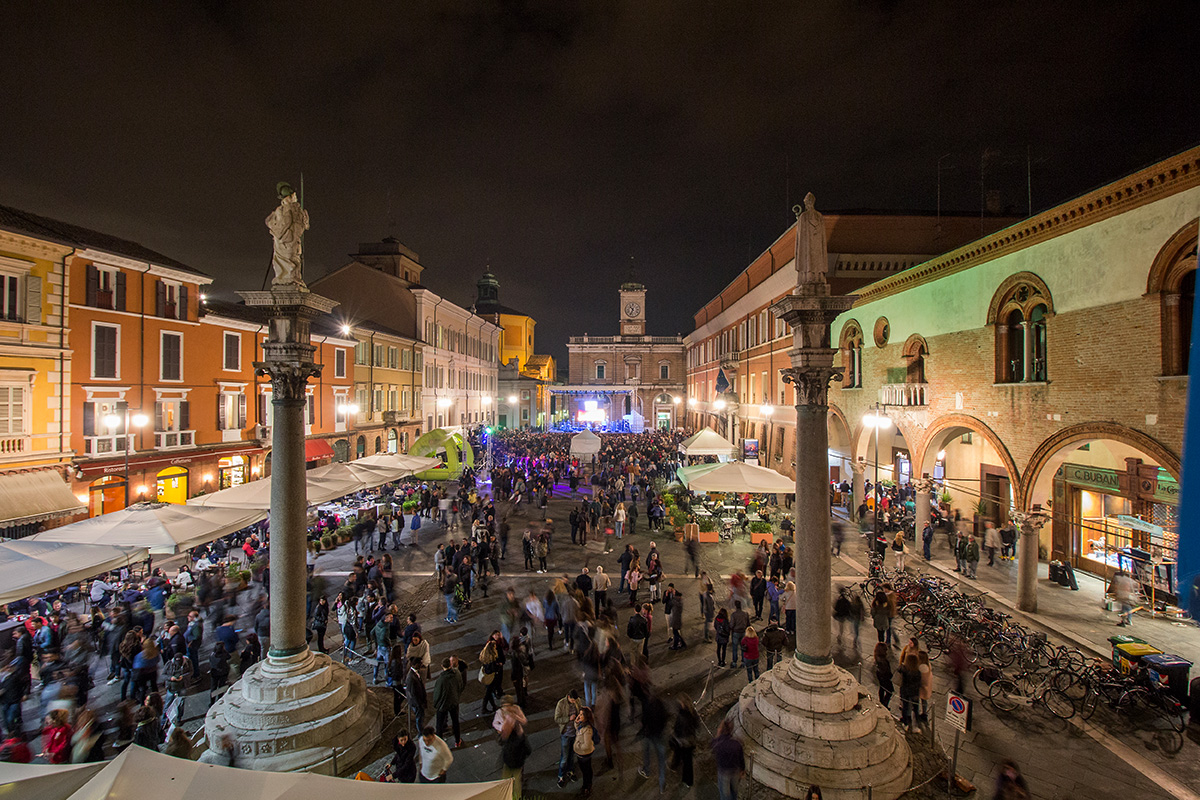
[1015,510,1048,613]
[851,463,865,515]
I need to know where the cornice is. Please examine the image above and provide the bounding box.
[856,146,1200,305]
[0,230,73,261]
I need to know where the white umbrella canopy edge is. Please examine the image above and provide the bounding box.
[355,453,443,474]
[28,503,265,555]
[62,745,513,800]
[0,540,149,606]
[187,471,363,510]
[0,760,106,800]
[686,460,796,494]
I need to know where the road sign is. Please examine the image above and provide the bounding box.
[945,691,972,732]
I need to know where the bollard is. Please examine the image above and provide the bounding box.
[331,747,338,776]
[867,784,873,800]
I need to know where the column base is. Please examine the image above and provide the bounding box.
[727,655,912,799]
[200,651,382,774]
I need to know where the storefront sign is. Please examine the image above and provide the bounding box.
[743,438,759,466]
[1059,463,1123,493]
[1116,514,1163,536]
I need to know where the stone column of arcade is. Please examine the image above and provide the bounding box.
[913,475,933,545]
[202,188,381,772]
[851,459,866,515]
[728,197,911,800]
[1015,508,1050,613]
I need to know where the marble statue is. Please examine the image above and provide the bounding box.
[266,182,310,288]
[794,191,829,284]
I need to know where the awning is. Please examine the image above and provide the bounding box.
[0,469,85,526]
[305,438,335,461]
[0,539,149,605]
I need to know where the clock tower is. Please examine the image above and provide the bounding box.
[619,280,646,337]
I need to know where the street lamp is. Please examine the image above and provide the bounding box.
[481,395,492,425]
[103,408,148,508]
[336,402,359,430]
[862,405,892,548]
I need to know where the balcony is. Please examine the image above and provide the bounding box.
[880,382,928,407]
[84,434,133,456]
[0,434,31,459]
[155,430,195,449]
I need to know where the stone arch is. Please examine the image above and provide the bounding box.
[1018,422,1181,510]
[1146,219,1198,294]
[828,403,853,449]
[986,271,1055,325]
[902,333,929,359]
[850,412,920,481]
[915,413,1021,488]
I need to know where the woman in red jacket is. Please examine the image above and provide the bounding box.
[741,626,761,681]
[41,709,72,764]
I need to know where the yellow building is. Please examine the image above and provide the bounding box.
[345,320,424,458]
[0,207,86,536]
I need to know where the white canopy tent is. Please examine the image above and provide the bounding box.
[60,746,512,800]
[353,453,443,475]
[0,540,149,605]
[678,428,736,457]
[0,761,105,800]
[675,462,724,488]
[685,460,796,494]
[187,471,362,510]
[569,429,602,456]
[30,503,264,556]
[307,461,405,489]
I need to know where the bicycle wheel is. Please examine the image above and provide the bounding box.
[1050,669,1086,702]
[1043,688,1076,720]
[989,640,1017,667]
[973,666,1001,697]
[989,678,1020,712]
[1152,693,1187,733]
[1079,688,1100,720]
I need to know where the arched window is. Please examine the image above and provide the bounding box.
[989,273,1054,383]
[839,321,864,389]
[902,334,928,384]
[374,436,382,453]
[1147,221,1198,376]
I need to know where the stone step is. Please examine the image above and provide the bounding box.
[222,663,353,729]
[749,674,879,742]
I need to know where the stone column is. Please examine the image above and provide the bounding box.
[203,288,382,773]
[1014,509,1049,613]
[851,459,866,514]
[728,200,911,800]
[913,475,933,546]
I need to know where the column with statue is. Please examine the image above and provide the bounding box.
[728,195,912,798]
[202,184,382,772]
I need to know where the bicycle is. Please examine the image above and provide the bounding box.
[987,668,1077,719]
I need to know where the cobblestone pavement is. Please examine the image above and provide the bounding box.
[25,485,1192,799]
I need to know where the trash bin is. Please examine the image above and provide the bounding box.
[1113,642,1162,674]
[1049,561,1064,583]
[1142,654,1192,703]
[1107,634,1146,665]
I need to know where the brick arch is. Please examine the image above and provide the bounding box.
[915,413,1021,490]
[1017,422,1181,510]
[902,333,929,358]
[850,412,920,469]
[1146,219,1198,294]
[827,403,853,448]
[986,271,1054,325]
[839,318,863,347]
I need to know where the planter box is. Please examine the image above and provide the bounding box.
[683,523,699,540]
[750,530,774,545]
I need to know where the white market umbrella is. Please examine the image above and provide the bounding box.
[0,760,106,800]
[351,453,443,479]
[187,469,363,510]
[686,460,796,494]
[64,746,512,800]
[30,502,265,555]
[678,428,737,456]
[676,462,725,488]
[569,429,601,456]
[0,539,150,605]
[307,460,399,490]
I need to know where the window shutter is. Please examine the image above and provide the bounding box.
[156,281,166,317]
[86,265,98,307]
[24,274,41,324]
[178,285,188,321]
[115,271,126,311]
[155,402,164,432]
[180,401,190,431]
[307,395,315,424]
[238,393,247,428]
[82,403,95,437]
[217,395,227,430]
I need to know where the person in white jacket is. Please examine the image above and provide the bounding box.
[418,726,453,782]
[592,566,612,609]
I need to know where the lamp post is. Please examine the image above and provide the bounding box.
[760,403,773,464]
[103,407,149,508]
[862,404,892,549]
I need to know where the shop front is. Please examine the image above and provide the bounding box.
[1051,459,1180,601]
[218,455,249,489]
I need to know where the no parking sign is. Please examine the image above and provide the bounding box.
[945,691,972,732]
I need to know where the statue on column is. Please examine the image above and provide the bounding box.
[794,192,829,286]
[266,182,310,288]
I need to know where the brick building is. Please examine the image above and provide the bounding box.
[687,147,1200,597]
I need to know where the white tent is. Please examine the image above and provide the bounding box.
[569,429,601,456]
[187,470,362,510]
[353,453,443,476]
[30,502,263,556]
[0,539,149,605]
[678,428,736,456]
[676,462,725,488]
[0,760,105,800]
[307,461,404,489]
[686,460,796,493]
[62,746,511,800]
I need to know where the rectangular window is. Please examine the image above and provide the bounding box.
[217,392,246,430]
[156,280,187,320]
[93,323,119,379]
[373,387,383,412]
[374,344,385,366]
[0,274,19,321]
[306,394,315,425]
[154,399,189,432]
[388,347,398,369]
[0,385,27,435]
[85,265,124,311]
[401,349,412,370]
[596,363,606,380]
[388,388,398,411]
[356,386,369,413]
[161,332,183,381]
[355,341,369,365]
[334,348,347,378]
[660,364,670,380]
[223,332,240,371]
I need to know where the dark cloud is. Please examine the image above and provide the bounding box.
[1,1,1197,361]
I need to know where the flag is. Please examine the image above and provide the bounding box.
[714,369,730,394]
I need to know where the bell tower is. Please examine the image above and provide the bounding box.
[620,259,646,338]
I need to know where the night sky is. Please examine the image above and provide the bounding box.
[2,2,1198,364]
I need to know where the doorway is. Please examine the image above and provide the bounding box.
[156,466,189,504]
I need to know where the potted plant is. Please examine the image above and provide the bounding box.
[940,490,952,512]
[165,590,194,621]
[696,514,719,543]
[748,519,773,545]
[309,539,322,553]
[972,498,989,536]
[320,534,335,551]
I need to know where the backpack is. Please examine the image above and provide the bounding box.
[627,614,648,639]
[411,515,421,531]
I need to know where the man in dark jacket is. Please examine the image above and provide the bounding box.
[574,568,592,597]
[749,571,768,620]
[760,618,788,669]
[406,657,428,733]
[729,602,750,668]
[432,656,466,747]
[638,692,670,793]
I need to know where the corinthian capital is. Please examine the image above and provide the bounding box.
[780,365,844,407]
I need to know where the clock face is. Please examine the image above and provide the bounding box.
[625,302,641,317]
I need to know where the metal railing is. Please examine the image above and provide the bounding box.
[155,430,195,449]
[879,382,927,406]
